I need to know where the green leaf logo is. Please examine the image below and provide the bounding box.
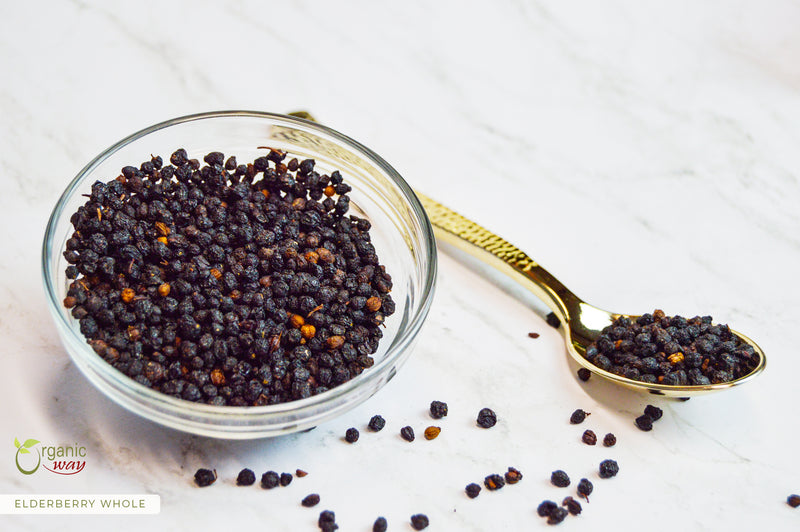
[14,437,41,475]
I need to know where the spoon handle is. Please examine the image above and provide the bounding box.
[415,192,582,324]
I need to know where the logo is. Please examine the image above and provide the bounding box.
[14,438,86,476]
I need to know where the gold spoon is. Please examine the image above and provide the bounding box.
[417,192,766,397]
[287,111,766,397]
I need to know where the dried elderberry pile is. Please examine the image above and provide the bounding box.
[62,148,395,405]
[583,309,758,385]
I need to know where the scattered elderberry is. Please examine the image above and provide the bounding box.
[410,514,429,530]
[583,310,757,385]
[577,368,591,381]
[537,500,558,517]
[635,414,653,431]
[400,426,415,442]
[465,483,481,498]
[280,472,293,486]
[424,426,441,440]
[603,433,617,447]
[644,404,663,421]
[296,469,308,477]
[373,517,388,532]
[193,468,217,487]
[570,409,589,424]
[788,494,800,508]
[430,400,448,419]
[582,430,597,445]
[547,507,568,525]
[236,468,256,486]
[302,494,321,507]
[477,407,497,428]
[577,478,593,500]
[504,467,523,484]
[546,312,561,328]
[368,415,386,432]
[551,470,570,488]
[318,510,337,531]
[562,496,582,515]
[345,427,360,443]
[484,474,505,490]
[261,470,280,489]
[528,332,540,339]
[599,459,619,479]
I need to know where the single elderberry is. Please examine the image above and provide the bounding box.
[236,468,256,486]
[570,409,589,424]
[410,514,429,530]
[477,407,497,428]
[261,470,280,489]
[582,430,597,445]
[194,468,217,487]
[368,415,386,432]
[547,507,568,524]
[550,470,570,487]
[465,483,481,498]
[577,368,591,381]
[577,478,593,500]
[430,400,448,419]
[400,426,415,442]
[302,494,321,507]
[345,427,359,443]
[373,517,388,532]
[635,414,653,431]
[603,433,617,447]
[280,472,293,486]
[644,404,663,421]
[787,494,800,508]
[599,459,619,479]
[537,500,557,517]
[562,496,582,515]
[484,473,505,490]
[504,467,523,484]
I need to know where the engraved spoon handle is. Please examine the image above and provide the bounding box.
[415,191,583,324]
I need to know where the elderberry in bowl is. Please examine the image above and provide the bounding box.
[42,111,437,439]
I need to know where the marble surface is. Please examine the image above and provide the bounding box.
[2,0,800,530]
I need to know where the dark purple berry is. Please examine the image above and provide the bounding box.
[644,404,663,421]
[261,471,279,489]
[430,400,448,419]
[547,507,568,524]
[788,494,800,508]
[599,459,619,479]
[562,496,582,515]
[368,415,386,432]
[373,517,388,532]
[236,468,256,486]
[477,408,497,428]
[465,483,481,498]
[194,468,217,487]
[400,426,415,442]
[577,368,591,381]
[570,409,589,424]
[582,430,597,445]
[345,427,359,443]
[551,470,570,487]
[577,478,593,500]
[410,514,429,530]
[301,493,320,507]
[537,500,557,517]
[635,414,653,431]
[603,433,617,447]
[484,474,505,490]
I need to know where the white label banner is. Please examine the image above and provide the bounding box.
[0,494,160,514]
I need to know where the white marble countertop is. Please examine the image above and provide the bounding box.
[2,1,799,530]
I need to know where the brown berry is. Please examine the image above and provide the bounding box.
[158,283,171,297]
[424,426,441,440]
[121,288,135,303]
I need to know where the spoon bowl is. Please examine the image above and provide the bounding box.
[417,192,767,397]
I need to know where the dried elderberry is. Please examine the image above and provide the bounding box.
[194,468,217,487]
[430,400,448,419]
[551,470,570,487]
[570,409,589,424]
[410,514,429,530]
[644,404,663,421]
[484,473,505,490]
[603,433,617,447]
[302,494,321,507]
[562,496,582,515]
[635,414,653,431]
[261,471,280,489]
[373,517,388,532]
[345,427,360,443]
[547,507,568,525]
[504,467,523,484]
[400,426,415,442]
[788,494,800,508]
[477,407,497,428]
[577,368,591,381]
[280,472,293,486]
[537,500,558,517]
[236,468,256,486]
[582,430,597,445]
[465,483,481,499]
[368,415,386,432]
[577,478,593,500]
[599,459,619,479]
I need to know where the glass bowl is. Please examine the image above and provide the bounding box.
[42,111,437,439]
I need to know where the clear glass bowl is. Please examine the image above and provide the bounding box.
[42,111,437,439]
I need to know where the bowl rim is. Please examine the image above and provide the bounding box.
[42,110,437,421]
